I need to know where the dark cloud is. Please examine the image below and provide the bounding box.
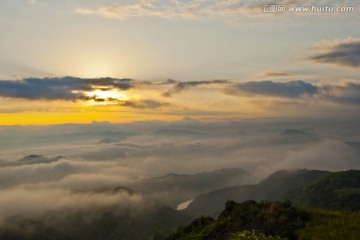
[226,80,318,98]
[0,77,134,101]
[85,96,169,109]
[307,39,360,68]
[260,72,294,78]
[120,99,169,109]
[156,79,178,85]
[321,82,360,105]
[226,79,360,106]
[162,80,229,97]
[330,96,360,105]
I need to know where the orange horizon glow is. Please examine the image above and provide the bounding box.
[0,111,185,125]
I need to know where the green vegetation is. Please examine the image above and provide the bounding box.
[286,170,360,211]
[168,199,360,240]
[297,209,360,240]
[229,230,283,240]
[167,200,308,240]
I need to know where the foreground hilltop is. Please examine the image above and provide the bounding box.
[286,169,360,211]
[168,200,360,240]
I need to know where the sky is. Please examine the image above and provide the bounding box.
[0,0,360,124]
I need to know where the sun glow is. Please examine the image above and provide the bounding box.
[83,88,129,105]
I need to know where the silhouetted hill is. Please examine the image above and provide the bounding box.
[237,130,247,135]
[280,129,309,136]
[346,142,360,154]
[277,129,320,143]
[134,168,251,207]
[17,155,67,165]
[148,168,250,191]
[151,128,203,137]
[33,131,135,144]
[98,138,124,144]
[0,202,192,240]
[112,186,138,195]
[186,169,329,216]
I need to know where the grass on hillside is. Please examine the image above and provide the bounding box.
[297,209,360,240]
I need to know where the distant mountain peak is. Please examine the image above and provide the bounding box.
[22,154,43,159]
[113,186,137,195]
[165,173,181,178]
[280,129,309,136]
[152,128,201,136]
[98,138,123,144]
[18,155,67,165]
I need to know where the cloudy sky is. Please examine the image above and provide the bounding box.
[0,0,359,124]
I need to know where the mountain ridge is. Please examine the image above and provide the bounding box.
[185,169,329,216]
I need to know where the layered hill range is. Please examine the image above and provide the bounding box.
[168,169,360,239]
[130,168,252,207]
[185,169,360,216]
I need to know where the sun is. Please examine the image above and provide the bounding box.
[89,89,128,100]
[83,88,129,105]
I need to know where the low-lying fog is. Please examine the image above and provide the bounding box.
[0,118,359,221]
